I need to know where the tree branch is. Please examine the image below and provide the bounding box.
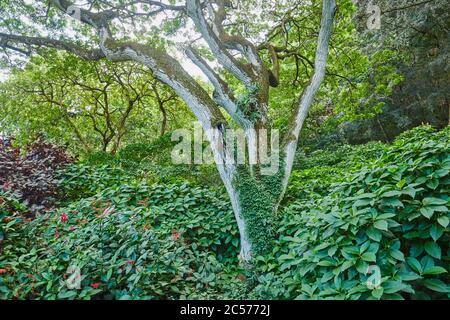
[0,33,105,60]
[186,0,255,88]
[185,46,252,128]
[279,0,337,205]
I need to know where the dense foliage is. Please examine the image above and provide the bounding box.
[0,138,70,214]
[0,53,186,154]
[254,126,450,299]
[0,181,244,299]
[1,125,448,300]
[0,0,448,302]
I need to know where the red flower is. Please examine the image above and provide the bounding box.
[90,282,101,289]
[69,225,75,232]
[0,269,7,274]
[60,213,68,223]
[171,229,181,241]
[127,260,135,265]
[26,274,35,280]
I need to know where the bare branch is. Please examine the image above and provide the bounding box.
[279,0,337,205]
[185,46,251,128]
[46,0,227,131]
[186,0,255,87]
[0,33,105,60]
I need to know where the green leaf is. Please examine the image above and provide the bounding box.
[383,280,403,294]
[424,241,441,259]
[437,215,449,228]
[361,252,376,262]
[400,271,422,281]
[374,220,388,231]
[402,186,416,198]
[353,198,372,207]
[406,257,422,273]
[381,190,401,198]
[371,287,384,299]
[390,249,405,261]
[434,168,449,178]
[432,205,449,213]
[105,268,113,281]
[422,197,447,206]
[341,260,354,272]
[381,198,403,207]
[366,227,382,242]
[420,207,434,219]
[359,241,370,254]
[57,290,77,299]
[423,279,449,293]
[355,260,369,274]
[317,259,337,267]
[376,213,396,220]
[426,179,439,190]
[429,224,444,241]
[423,266,447,275]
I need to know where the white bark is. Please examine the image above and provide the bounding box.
[186,0,254,87]
[203,127,252,262]
[279,0,336,205]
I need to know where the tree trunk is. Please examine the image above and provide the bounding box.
[447,99,450,125]
[214,167,281,263]
[159,102,168,137]
[229,166,283,262]
[211,0,336,264]
[207,125,284,263]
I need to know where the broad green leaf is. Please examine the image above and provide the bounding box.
[429,224,444,241]
[420,207,434,219]
[423,279,449,293]
[424,241,441,259]
[390,249,405,261]
[437,215,449,228]
[366,227,382,242]
[422,197,447,206]
[406,257,422,273]
[361,252,376,262]
[423,266,447,275]
[374,220,388,231]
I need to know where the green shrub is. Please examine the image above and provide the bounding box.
[285,141,388,206]
[58,132,223,193]
[117,134,174,166]
[253,126,450,300]
[0,182,243,299]
[57,164,134,200]
[2,125,448,300]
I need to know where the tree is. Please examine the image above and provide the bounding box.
[0,0,337,263]
[0,52,180,154]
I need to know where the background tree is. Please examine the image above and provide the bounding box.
[0,52,181,154]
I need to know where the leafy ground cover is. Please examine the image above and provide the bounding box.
[1,125,448,299]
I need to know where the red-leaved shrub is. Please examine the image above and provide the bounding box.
[0,138,71,214]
